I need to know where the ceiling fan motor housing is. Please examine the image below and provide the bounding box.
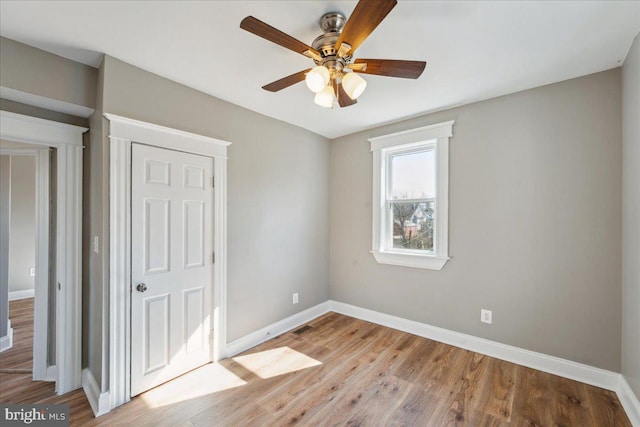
[313,13,351,76]
[319,12,346,33]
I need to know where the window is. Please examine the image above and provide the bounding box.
[369,121,453,270]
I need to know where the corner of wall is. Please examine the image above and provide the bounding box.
[621,30,640,404]
[82,368,110,417]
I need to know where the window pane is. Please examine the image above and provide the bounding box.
[390,149,435,200]
[391,201,434,251]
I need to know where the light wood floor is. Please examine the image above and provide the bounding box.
[0,308,631,426]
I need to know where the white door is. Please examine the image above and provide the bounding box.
[131,143,214,397]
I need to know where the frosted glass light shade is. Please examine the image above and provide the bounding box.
[305,66,330,93]
[314,85,335,108]
[342,72,367,99]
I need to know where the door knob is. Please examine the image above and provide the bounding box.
[136,283,148,293]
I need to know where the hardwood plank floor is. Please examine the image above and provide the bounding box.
[0,297,34,371]
[0,311,632,426]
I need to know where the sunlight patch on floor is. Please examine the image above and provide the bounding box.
[141,363,246,408]
[233,346,322,379]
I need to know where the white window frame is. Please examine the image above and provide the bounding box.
[369,120,454,270]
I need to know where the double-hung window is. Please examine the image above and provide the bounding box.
[369,121,453,270]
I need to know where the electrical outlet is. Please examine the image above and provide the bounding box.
[93,236,99,254]
[292,293,299,304]
[29,267,36,277]
[481,309,492,324]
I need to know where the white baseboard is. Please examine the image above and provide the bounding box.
[328,300,621,392]
[45,365,57,382]
[0,320,13,353]
[82,368,110,417]
[618,375,640,427]
[225,301,331,357]
[9,289,35,301]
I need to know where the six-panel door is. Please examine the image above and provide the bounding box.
[130,143,214,397]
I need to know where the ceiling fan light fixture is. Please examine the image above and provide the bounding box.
[241,0,426,109]
[314,85,335,108]
[305,66,330,93]
[342,72,367,100]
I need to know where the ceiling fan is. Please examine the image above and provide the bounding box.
[240,0,426,108]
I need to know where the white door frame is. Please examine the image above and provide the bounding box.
[0,146,51,382]
[106,113,230,411]
[0,110,86,394]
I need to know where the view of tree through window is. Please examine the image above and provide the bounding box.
[388,149,435,252]
[391,202,434,250]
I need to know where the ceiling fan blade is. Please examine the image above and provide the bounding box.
[262,69,311,92]
[335,81,357,107]
[351,59,426,79]
[241,16,320,59]
[334,0,397,57]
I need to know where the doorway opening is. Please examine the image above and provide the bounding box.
[0,144,56,385]
[0,110,86,395]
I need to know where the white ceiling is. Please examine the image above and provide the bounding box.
[1,1,639,139]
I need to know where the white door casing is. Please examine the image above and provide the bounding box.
[0,110,86,394]
[130,144,214,396]
[108,113,230,414]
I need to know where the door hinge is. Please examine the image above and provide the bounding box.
[212,176,215,187]
[212,253,215,264]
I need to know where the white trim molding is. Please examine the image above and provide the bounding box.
[108,135,131,410]
[106,113,231,413]
[618,376,640,427]
[0,319,13,352]
[0,110,85,148]
[32,148,50,382]
[46,365,57,382]
[328,300,621,392]
[369,120,453,270]
[371,252,449,270]
[105,114,230,158]
[226,302,331,357]
[82,368,110,417]
[1,110,86,395]
[213,155,229,362]
[8,289,35,301]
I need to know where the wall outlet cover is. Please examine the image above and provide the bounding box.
[293,293,299,304]
[29,267,36,277]
[481,309,492,324]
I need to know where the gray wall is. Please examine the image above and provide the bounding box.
[0,37,97,110]
[0,156,10,338]
[622,32,640,399]
[8,155,36,293]
[83,55,330,390]
[84,58,108,390]
[330,69,623,371]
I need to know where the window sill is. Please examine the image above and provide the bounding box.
[371,250,449,270]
